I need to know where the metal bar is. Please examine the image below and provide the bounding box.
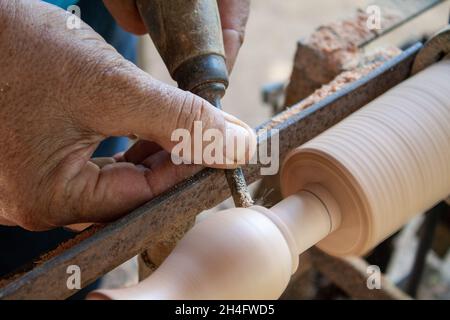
[404,202,444,297]
[360,0,445,48]
[0,43,422,300]
[364,1,450,57]
[310,248,411,300]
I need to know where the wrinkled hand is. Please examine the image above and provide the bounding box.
[103,0,251,72]
[0,0,254,230]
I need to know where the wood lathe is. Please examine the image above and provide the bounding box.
[89,28,450,300]
[1,5,448,300]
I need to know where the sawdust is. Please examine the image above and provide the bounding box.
[306,8,403,71]
[285,8,403,105]
[259,47,401,133]
[37,224,105,263]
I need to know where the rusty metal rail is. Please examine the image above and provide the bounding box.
[0,43,422,299]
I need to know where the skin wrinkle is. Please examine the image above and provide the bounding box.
[54,142,100,185]
[36,143,98,228]
[88,164,110,220]
[143,165,161,199]
[78,61,149,136]
[102,70,167,139]
[74,164,104,223]
[168,92,188,141]
[186,94,198,136]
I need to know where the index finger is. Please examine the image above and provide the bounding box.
[218,0,251,72]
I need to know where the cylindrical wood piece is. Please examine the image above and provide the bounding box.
[90,208,293,300]
[281,59,450,256]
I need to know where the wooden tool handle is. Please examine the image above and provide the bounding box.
[136,0,225,76]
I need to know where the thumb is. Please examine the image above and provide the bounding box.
[79,63,256,169]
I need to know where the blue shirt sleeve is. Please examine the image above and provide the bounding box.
[44,0,79,8]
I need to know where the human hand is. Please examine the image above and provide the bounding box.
[0,0,254,230]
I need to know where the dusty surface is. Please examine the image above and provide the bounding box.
[285,8,403,105]
[259,46,401,133]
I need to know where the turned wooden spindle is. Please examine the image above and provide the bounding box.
[89,59,450,300]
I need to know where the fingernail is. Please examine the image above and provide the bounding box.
[224,116,257,166]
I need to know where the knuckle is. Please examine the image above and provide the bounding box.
[173,92,205,132]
